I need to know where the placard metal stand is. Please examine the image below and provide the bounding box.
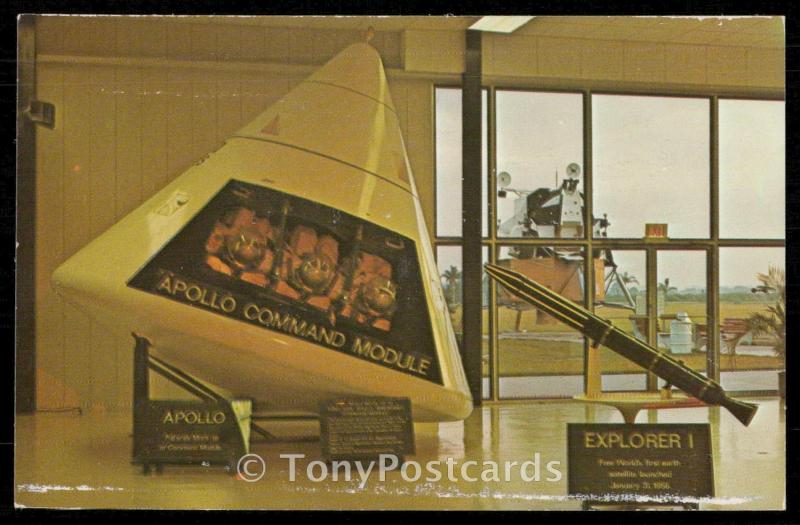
[131,333,252,474]
[249,414,320,443]
[131,333,320,476]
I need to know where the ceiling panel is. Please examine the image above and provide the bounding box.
[165,15,479,31]
[520,16,783,48]
[49,15,782,48]
[539,15,611,27]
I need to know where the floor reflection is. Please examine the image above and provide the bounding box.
[15,398,784,510]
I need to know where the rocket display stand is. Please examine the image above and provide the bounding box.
[574,391,708,425]
[579,299,709,424]
[578,345,710,425]
[131,333,318,475]
[578,350,704,510]
[483,264,757,511]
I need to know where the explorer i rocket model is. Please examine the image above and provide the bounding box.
[51,43,473,422]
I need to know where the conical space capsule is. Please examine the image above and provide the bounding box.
[51,43,473,421]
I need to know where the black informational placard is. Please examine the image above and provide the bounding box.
[133,399,251,469]
[567,423,713,501]
[319,397,415,462]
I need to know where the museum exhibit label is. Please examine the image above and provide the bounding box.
[567,424,713,501]
[129,334,253,473]
[320,397,415,462]
[133,399,252,470]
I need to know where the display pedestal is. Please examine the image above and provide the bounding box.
[573,391,708,424]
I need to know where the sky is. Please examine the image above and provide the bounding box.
[434,89,785,289]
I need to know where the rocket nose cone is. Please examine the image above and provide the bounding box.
[305,42,395,112]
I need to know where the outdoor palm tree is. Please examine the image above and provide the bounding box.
[747,265,785,359]
[620,271,639,286]
[658,277,677,302]
[725,265,785,369]
[441,266,461,306]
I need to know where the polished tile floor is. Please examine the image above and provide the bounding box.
[15,398,784,510]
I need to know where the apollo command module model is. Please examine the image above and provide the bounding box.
[51,43,473,422]
[495,164,635,328]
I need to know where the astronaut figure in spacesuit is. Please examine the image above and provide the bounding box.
[204,207,275,287]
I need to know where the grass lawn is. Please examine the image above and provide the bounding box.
[451,301,776,334]
[481,338,783,377]
[447,301,783,376]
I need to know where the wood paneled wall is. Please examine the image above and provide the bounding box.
[32,16,432,409]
